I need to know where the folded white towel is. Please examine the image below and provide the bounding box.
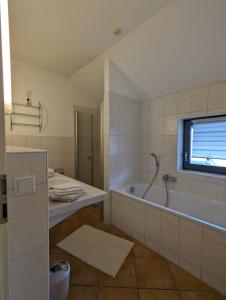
[48,168,55,178]
[49,182,84,202]
[49,190,83,202]
[50,182,82,191]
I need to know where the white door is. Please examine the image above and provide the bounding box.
[0,0,12,299]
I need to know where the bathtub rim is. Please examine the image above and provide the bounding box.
[111,186,226,234]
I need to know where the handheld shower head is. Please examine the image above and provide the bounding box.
[142,153,160,199]
[150,153,160,167]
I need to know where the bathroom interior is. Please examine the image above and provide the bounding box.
[1,0,226,299]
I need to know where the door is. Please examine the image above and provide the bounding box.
[75,110,94,185]
[0,0,12,298]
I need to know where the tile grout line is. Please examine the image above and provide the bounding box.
[166,260,180,292]
[70,283,219,294]
[130,254,140,299]
[96,287,100,300]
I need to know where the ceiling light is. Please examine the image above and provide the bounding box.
[112,28,122,36]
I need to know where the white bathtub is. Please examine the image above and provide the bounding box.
[124,183,226,230]
[111,184,226,295]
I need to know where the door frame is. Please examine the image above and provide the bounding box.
[0,0,12,298]
[73,106,100,187]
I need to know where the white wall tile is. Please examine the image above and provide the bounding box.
[145,212,160,249]
[6,152,47,189]
[161,211,179,225]
[165,94,178,116]
[202,272,226,295]
[202,237,226,284]
[178,90,191,114]
[208,81,226,110]
[191,87,208,112]
[203,227,226,247]
[111,192,121,228]
[188,179,205,197]
[179,228,202,269]
[160,219,179,258]
[180,218,203,235]
[132,207,145,238]
[8,184,48,261]
[204,182,225,202]
[165,116,178,135]
[9,246,48,300]
[110,115,120,136]
[109,92,120,115]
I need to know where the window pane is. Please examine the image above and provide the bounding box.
[190,119,226,167]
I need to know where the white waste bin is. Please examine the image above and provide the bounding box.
[49,260,70,300]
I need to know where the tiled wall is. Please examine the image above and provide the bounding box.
[140,80,226,202]
[105,91,141,189]
[7,149,49,299]
[6,135,75,178]
[112,191,226,295]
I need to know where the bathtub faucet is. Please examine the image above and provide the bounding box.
[162,174,177,184]
[162,174,177,207]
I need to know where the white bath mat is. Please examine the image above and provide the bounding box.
[57,225,134,277]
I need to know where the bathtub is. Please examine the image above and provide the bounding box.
[111,184,226,295]
[121,183,226,229]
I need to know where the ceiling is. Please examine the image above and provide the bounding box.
[9,0,171,76]
[73,0,226,101]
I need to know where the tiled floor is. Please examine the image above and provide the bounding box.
[49,205,226,300]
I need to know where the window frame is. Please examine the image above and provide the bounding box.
[183,114,226,175]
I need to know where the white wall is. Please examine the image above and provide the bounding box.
[105,59,146,100]
[70,57,104,104]
[5,59,98,137]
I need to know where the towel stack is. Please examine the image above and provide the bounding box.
[49,182,83,202]
[48,168,55,178]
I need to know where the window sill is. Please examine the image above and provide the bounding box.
[177,168,226,180]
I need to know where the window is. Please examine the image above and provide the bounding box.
[183,115,226,175]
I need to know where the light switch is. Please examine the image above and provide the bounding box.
[14,176,36,196]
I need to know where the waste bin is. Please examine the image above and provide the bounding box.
[49,261,70,300]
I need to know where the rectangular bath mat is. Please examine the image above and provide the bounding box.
[57,225,134,277]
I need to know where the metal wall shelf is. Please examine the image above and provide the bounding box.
[10,102,43,132]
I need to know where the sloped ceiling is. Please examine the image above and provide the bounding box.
[73,0,226,101]
[9,0,172,76]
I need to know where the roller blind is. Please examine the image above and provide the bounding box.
[191,117,226,161]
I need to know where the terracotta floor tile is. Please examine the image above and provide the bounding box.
[50,246,75,265]
[168,263,213,291]
[180,291,225,300]
[50,247,103,286]
[98,287,139,300]
[50,247,137,288]
[98,257,137,288]
[133,240,161,258]
[139,289,181,300]
[134,257,176,289]
[68,286,98,300]
[49,206,226,300]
